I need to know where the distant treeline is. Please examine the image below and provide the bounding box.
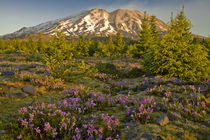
[0,32,209,58]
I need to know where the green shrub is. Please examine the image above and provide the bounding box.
[78,60,98,76]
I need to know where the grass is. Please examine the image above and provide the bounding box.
[0,53,209,140]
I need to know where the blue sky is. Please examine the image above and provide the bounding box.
[0,0,209,36]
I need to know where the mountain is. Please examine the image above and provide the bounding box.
[2,9,168,39]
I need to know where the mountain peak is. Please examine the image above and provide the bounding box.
[2,9,168,39]
[89,8,107,13]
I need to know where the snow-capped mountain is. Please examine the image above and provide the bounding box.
[2,9,168,39]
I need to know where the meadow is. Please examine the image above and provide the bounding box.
[0,9,209,140]
[0,51,209,139]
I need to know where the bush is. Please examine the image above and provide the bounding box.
[78,60,98,76]
[44,50,73,79]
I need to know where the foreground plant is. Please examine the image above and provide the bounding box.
[101,80,130,95]
[32,76,64,91]
[168,85,208,122]
[127,96,156,124]
[10,101,120,139]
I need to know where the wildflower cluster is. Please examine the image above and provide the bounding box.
[100,114,120,138]
[115,95,129,107]
[64,87,113,111]
[94,73,118,83]
[128,96,156,124]
[168,85,208,122]
[101,80,130,95]
[16,71,37,82]
[32,76,64,91]
[146,84,184,99]
[13,100,120,139]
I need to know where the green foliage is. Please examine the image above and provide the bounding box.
[203,37,210,58]
[25,53,44,62]
[28,37,37,53]
[124,44,138,57]
[78,60,98,76]
[141,15,161,73]
[115,31,124,54]
[95,62,118,75]
[103,36,115,57]
[45,54,73,79]
[16,72,38,82]
[42,33,74,80]
[168,85,208,122]
[75,35,89,57]
[150,16,160,45]
[142,7,209,80]
[37,33,46,53]
[137,12,153,57]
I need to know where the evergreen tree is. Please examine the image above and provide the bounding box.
[150,16,160,45]
[203,38,210,58]
[104,36,115,57]
[94,41,105,57]
[77,35,88,57]
[125,44,137,57]
[28,37,37,53]
[86,36,94,56]
[142,15,160,72]
[37,33,45,53]
[115,31,124,55]
[0,39,5,52]
[137,12,152,57]
[144,6,209,80]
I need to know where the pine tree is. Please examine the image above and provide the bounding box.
[146,6,209,80]
[142,16,160,72]
[77,35,88,57]
[104,36,115,57]
[150,16,160,45]
[28,37,37,53]
[203,38,210,58]
[115,31,124,55]
[137,11,152,57]
[0,39,5,52]
[37,33,45,53]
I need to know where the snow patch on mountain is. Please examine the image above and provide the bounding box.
[2,8,168,38]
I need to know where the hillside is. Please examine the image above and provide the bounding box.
[2,9,168,39]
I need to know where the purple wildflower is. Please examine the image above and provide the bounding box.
[17,134,22,139]
[34,127,41,133]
